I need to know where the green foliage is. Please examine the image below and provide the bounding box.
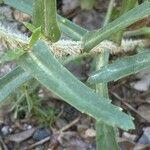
[95,1,119,149]
[112,0,137,44]
[88,50,150,84]
[124,27,150,37]
[0,0,3,4]
[29,27,42,47]
[18,40,134,130]
[32,0,44,28]
[0,67,31,102]
[1,0,150,149]
[82,2,150,51]
[9,80,56,126]
[3,0,87,41]
[57,15,87,40]
[33,105,56,127]
[43,0,61,42]
[32,0,61,42]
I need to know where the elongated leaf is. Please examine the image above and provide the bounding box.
[0,67,31,101]
[82,2,150,51]
[4,0,33,14]
[3,0,86,40]
[23,22,36,32]
[0,52,87,102]
[25,91,33,113]
[112,0,137,44]
[124,27,150,37]
[57,15,87,40]
[18,40,134,130]
[88,50,150,84]
[29,27,41,47]
[96,121,118,150]
[32,0,44,29]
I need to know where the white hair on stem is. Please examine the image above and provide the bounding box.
[0,22,29,49]
[0,23,149,57]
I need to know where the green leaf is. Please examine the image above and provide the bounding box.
[23,23,42,47]
[88,50,150,84]
[57,15,87,41]
[0,0,3,4]
[25,91,33,113]
[3,0,87,41]
[0,48,25,64]
[124,27,150,37]
[23,22,36,32]
[32,0,44,28]
[29,27,41,47]
[0,67,31,102]
[32,0,61,42]
[18,40,134,130]
[112,0,137,44]
[4,0,33,14]
[96,121,119,150]
[0,53,88,102]
[43,0,61,42]
[82,2,150,51]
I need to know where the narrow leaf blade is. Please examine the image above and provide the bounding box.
[57,15,87,40]
[0,67,31,101]
[18,40,134,130]
[3,0,86,40]
[96,121,119,150]
[82,2,150,51]
[88,50,150,84]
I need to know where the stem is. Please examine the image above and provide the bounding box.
[96,51,119,150]
[43,0,61,42]
[124,27,150,37]
[103,0,115,26]
[96,0,119,149]
[32,0,44,28]
[113,0,137,45]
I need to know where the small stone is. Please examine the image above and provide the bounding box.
[27,125,32,130]
[122,132,136,141]
[77,124,88,132]
[32,128,52,141]
[77,124,88,138]
[23,124,32,130]
[85,128,96,138]
[1,126,12,136]
[137,127,150,144]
